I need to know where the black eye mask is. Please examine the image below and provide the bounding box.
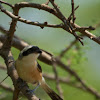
[22,46,40,56]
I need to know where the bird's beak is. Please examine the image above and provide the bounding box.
[35,49,42,54]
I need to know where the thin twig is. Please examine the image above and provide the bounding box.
[68,5,79,22]
[52,62,63,98]
[74,26,95,31]
[71,0,76,23]
[0,0,14,8]
[72,30,84,45]
[49,0,72,32]
[59,39,77,57]
[0,76,8,85]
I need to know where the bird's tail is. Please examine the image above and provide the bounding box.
[40,77,63,100]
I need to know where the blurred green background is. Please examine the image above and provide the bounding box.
[0,0,100,100]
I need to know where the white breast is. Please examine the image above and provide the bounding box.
[16,53,42,83]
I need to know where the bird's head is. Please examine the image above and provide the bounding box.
[18,45,42,60]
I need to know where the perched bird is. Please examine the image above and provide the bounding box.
[15,45,63,100]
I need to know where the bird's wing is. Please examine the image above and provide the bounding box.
[37,63,42,72]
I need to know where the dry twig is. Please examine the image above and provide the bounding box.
[71,0,76,23]
[52,62,63,98]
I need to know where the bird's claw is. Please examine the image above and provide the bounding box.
[26,89,35,94]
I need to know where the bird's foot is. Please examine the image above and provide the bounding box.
[26,83,40,94]
[26,89,35,95]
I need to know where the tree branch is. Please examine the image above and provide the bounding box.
[0,83,14,92]
[0,0,100,45]
[71,0,76,23]
[0,3,39,100]
[52,63,63,98]
[0,0,14,8]
[71,23,100,44]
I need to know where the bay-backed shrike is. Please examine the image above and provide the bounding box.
[15,45,63,100]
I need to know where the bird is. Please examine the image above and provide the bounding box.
[15,45,63,100]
